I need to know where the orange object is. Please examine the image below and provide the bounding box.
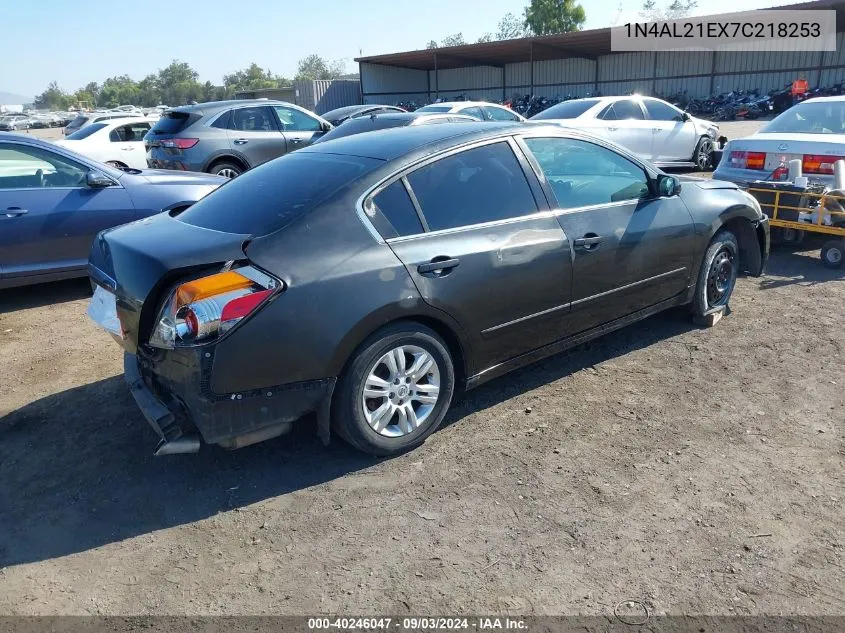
[176,271,252,306]
[792,79,809,95]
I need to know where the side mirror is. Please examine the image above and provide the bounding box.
[320,121,332,133]
[682,111,691,121]
[656,174,681,197]
[86,170,115,188]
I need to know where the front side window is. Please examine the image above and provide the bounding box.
[273,106,322,132]
[406,142,537,232]
[644,99,684,122]
[600,100,645,121]
[0,143,87,189]
[231,106,277,132]
[372,180,424,237]
[523,137,650,208]
[459,106,485,120]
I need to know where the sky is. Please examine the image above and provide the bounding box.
[3,0,800,99]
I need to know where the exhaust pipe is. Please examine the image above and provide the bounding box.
[154,435,201,456]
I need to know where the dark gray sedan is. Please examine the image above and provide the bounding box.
[88,123,769,456]
[0,134,225,289]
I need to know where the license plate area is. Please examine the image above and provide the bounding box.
[88,285,123,339]
[764,152,802,171]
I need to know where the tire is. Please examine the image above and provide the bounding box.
[779,227,806,247]
[208,161,242,178]
[692,229,739,318]
[821,239,845,269]
[333,322,456,456]
[692,136,714,171]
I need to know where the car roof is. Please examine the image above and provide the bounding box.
[323,104,398,118]
[168,99,296,116]
[300,120,523,161]
[426,101,498,108]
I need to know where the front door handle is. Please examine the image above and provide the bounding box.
[289,138,303,144]
[121,146,135,150]
[3,207,28,218]
[233,138,248,145]
[607,126,618,131]
[653,127,661,132]
[417,257,460,275]
[573,235,604,251]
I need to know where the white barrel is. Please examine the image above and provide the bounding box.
[834,160,845,190]
[788,159,803,181]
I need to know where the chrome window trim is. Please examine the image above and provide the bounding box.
[385,210,558,244]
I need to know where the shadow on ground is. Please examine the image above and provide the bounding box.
[0,305,695,568]
[0,278,91,313]
[759,245,845,289]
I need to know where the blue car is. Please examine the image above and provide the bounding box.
[0,133,225,289]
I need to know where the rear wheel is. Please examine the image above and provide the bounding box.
[333,323,455,456]
[692,229,739,318]
[208,161,243,179]
[821,240,845,269]
[772,227,806,247]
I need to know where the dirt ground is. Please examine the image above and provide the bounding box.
[1,120,843,617]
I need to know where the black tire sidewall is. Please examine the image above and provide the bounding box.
[209,162,242,178]
[334,323,455,456]
[693,136,714,170]
[693,230,739,317]
[821,240,845,269]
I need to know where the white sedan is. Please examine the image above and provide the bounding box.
[530,95,719,170]
[416,101,525,122]
[714,96,845,187]
[54,118,154,170]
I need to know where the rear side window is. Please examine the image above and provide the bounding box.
[177,151,381,235]
[644,99,683,121]
[68,115,89,128]
[149,111,192,135]
[485,106,520,121]
[406,142,537,232]
[210,109,231,129]
[600,100,645,121]
[373,180,424,237]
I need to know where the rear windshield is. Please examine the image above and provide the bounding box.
[314,117,410,143]
[530,99,601,120]
[762,101,845,134]
[65,123,107,140]
[67,115,90,128]
[149,111,192,135]
[177,151,382,235]
[416,105,451,113]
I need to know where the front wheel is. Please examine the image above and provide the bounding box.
[333,323,455,456]
[693,136,714,171]
[692,229,739,318]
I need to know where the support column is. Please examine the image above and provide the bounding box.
[529,42,535,96]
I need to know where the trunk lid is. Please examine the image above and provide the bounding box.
[89,212,249,353]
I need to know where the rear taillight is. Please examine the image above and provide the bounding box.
[149,266,281,349]
[728,150,766,170]
[802,154,845,174]
[159,138,199,149]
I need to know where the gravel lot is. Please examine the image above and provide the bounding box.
[1,119,842,617]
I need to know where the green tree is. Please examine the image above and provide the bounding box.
[98,75,140,108]
[156,60,202,105]
[440,33,466,47]
[34,81,71,110]
[524,0,586,35]
[497,12,529,39]
[73,89,96,109]
[640,0,697,20]
[223,63,290,93]
[295,54,346,81]
[425,39,439,49]
[136,74,160,107]
[477,33,493,43]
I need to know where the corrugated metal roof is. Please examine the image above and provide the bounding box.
[355,0,845,71]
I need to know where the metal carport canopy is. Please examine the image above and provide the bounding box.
[354,0,845,71]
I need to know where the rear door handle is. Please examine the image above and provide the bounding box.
[607,126,618,131]
[417,257,460,275]
[121,146,135,150]
[574,235,604,251]
[3,207,28,218]
[233,138,248,145]
[653,127,661,132]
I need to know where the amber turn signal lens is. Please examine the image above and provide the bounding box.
[176,271,253,307]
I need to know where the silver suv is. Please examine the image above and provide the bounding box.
[144,99,333,177]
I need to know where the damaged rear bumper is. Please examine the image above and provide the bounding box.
[123,351,335,454]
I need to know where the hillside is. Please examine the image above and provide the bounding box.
[0,91,32,105]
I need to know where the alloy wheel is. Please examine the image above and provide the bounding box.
[696,138,713,170]
[706,248,734,307]
[217,168,240,178]
[361,345,441,438]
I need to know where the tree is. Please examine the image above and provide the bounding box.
[34,81,71,110]
[98,75,140,108]
[523,0,586,35]
[136,74,160,107]
[440,33,466,47]
[425,39,438,49]
[223,62,290,93]
[156,60,202,106]
[497,12,528,39]
[295,54,347,81]
[640,0,697,20]
[477,33,493,43]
